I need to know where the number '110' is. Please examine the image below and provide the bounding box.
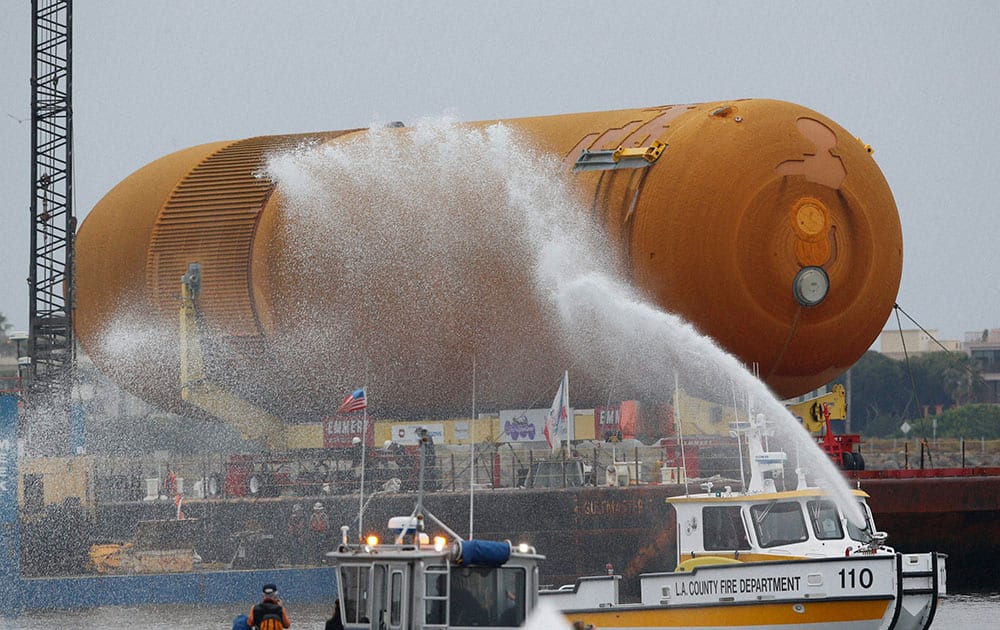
[839,567,874,589]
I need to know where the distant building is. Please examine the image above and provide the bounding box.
[877,328,961,360]
[965,329,1000,399]
[0,336,25,394]
[876,327,1000,400]
[0,345,17,393]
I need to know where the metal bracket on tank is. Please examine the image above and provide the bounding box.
[573,140,666,172]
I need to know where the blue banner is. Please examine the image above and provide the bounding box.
[0,395,17,524]
[0,394,20,611]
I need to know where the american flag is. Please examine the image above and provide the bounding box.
[337,388,368,414]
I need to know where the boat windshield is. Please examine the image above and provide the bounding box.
[750,501,809,547]
[702,506,751,550]
[806,499,845,540]
[448,565,526,627]
[846,500,874,543]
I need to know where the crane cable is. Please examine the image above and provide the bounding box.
[892,303,996,404]
[893,305,922,418]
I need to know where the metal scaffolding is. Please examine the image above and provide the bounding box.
[28,0,74,395]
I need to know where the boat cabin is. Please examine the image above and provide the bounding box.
[669,487,887,565]
[546,411,944,630]
[668,411,891,565]
[329,520,543,630]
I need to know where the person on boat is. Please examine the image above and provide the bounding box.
[309,502,330,563]
[450,584,488,626]
[415,427,439,490]
[231,613,251,630]
[287,503,306,565]
[248,583,291,629]
[497,588,523,627]
[324,599,344,630]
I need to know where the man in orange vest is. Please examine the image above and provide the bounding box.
[248,583,291,629]
[309,502,330,563]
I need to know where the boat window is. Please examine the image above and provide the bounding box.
[750,501,808,547]
[339,564,372,625]
[702,506,751,550]
[390,570,403,627]
[846,500,874,543]
[806,499,844,540]
[424,566,448,625]
[372,565,386,628]
[450,565,526,627]
[498,567,526,627]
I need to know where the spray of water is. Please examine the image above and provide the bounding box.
[524,599,574,630]
[262,119,596,414]
[72,115,862,521]
[263,117,865,525]
[78,301,258,454]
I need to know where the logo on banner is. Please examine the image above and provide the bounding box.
[391,424,445,445]
[322,416,374,448]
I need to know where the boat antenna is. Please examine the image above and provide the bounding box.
[357,387,369,542]
[416,427,429,518]
[751,362,771,452]
[469,353,476,540]
[674,372,690,496]
[730,382,747,492]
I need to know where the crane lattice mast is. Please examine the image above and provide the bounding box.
[28,0,74,408]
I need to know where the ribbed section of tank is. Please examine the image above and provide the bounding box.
[75,99,901,420]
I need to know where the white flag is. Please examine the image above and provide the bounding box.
[543,371,569,454]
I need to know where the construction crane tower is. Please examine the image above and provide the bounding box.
[27,0,74,423]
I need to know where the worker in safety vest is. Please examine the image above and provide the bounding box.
[248,583,291,629]
[309,502,330,563]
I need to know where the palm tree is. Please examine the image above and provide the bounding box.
[0,313,11,358]
[941,355,975,406]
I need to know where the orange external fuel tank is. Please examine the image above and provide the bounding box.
[75,99,902,421]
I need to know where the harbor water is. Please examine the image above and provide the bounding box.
[3,592,998,628]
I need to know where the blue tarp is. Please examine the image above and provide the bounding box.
[456,539,510,567]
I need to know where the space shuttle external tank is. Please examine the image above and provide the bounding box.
[75,99,902,419]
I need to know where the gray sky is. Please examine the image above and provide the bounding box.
[2,1,998,343]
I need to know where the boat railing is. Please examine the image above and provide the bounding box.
[19,435,1000,509]
[539,574,621,609]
